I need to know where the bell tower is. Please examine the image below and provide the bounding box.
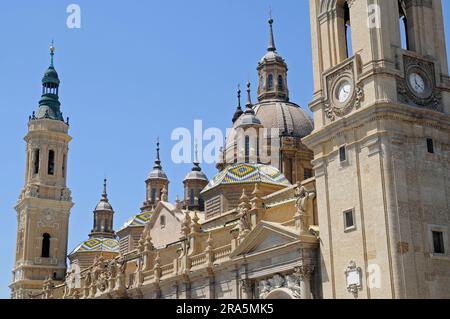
[304,0,450,298]
[10,44,73,299]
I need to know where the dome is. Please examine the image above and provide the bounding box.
[259,50,285,64]
[147,167,168,180]
[201,163,290,193]
[69,237,119,255]
[95,200,113,211]
[184,163,208,182]
[254,100,313,138]
[42,66,60,85]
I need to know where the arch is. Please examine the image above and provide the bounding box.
[278,75,284,90]
[320,0,348,14]
[41,233,51,258]
[264,288,296,299]
[398,0,410,50]
[343,1,352,58]
[189,188,195,206]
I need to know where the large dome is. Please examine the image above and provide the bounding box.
[253,100,313,138]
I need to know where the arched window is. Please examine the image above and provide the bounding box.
[62,154,66,178]
[41,233,51,258]
[278,75,283,90]
[344,1,352,58]
[151,188,157,203]
[399,0,410,50]
[160,215,166,228]
[190,189,195,206]
[268,74,274,90]
[48,150,55,175]
[33,149,40,175]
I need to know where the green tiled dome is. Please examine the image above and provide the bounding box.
[201,163,290,193]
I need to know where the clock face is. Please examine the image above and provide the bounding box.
[337,81,352,103]
[409,72,426,94]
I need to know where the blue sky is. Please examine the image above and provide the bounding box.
[0,1,449,299]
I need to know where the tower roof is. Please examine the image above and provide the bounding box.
[236,82,262,128]
[232,85,244,124]
[259,18,285,64]
[94,179,113,211]
[184,142,208,182]
[36,42,64,121]
[147,140,168,180]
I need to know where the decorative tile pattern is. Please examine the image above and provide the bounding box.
[120,211,153,230]
[71,237,119,254]
[202,163,290,193]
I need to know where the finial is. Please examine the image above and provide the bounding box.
[194,139,199,164]
[103,178,107,195]
[267,11,276,52]
[237,84,242,109]
[154,138,161,168]
[246,81,253,109]
[50,40,55,66]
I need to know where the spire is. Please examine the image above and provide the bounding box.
[268,10,276,52]
[50,40,55,67]
[232,84,244,124]
[245,81,254,114]
[102,178,108,200]
[154,138,162,169]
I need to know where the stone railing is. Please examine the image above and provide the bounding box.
[161,263,175,277]
[213,245,232,262]
[190,253,207,268]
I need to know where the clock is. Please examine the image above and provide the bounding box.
[409,72,426,94]
[337,81,352,103]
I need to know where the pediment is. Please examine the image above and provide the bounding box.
[230,221,299,258]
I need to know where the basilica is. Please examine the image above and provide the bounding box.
[10,0,450,299]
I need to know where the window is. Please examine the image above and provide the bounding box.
[304,168,313,180]
[245,136,250,163]
[151,188,157,203]
[432,231,445,254]
[33,149,40,175]
[190,189,195,206]
[41,233,51,258]
[344,2,353,58]
[278,75,283,90]
[268,74,274,90]
[427,138,434,154]
[48,150,55,175]
[160,215,166,228]
[339,146,347,162]
[399,0,410,50]
[62,154,66,178]
[343,209,356,231]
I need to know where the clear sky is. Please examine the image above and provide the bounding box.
[0,1,449,299]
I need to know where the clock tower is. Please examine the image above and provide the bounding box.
[304,0,450,298]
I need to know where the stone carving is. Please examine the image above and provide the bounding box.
[258,272,308,299]
[294,186,316,234]
[38,209,58,228]
[60,188,72,201]
[345,260,362,298]
[238,189,252,238]
[25,184,39,198]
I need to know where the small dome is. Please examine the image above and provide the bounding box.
[42,66,60,85]
[236,112,262,127]
[95,200,113,211]
[184,163,208,182]
[201,163,290,193]
[69,237,119,255]
[259,50,285,64]
[147,167,168,180]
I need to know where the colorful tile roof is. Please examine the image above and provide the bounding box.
[202,163,290,193]
[119,211,153,231]
[70,237,119,255]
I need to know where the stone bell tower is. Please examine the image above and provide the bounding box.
[10,44,73,299]
[304,0,450,298]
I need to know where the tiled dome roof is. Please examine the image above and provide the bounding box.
[70,237,119,255]
[201,163,290,193]
[119,211,153,231]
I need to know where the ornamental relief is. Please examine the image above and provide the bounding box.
[323,59,364,121]
[37,209,60,229]
[397,54,442,112]
[258,272,304,299]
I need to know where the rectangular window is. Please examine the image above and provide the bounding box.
[190,189,195,206]
[427,138,434,154]
[151,188,157,203]
[48,150,55,175]
[304,168,313,180]
[344,209,355,231]
[33,149,40,174]
[339,146,347,162]
[432,231,445,254]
